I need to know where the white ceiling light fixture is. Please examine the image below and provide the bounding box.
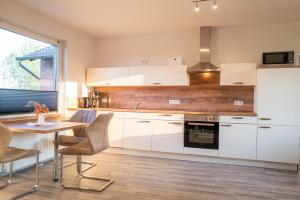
[192,0,218,11]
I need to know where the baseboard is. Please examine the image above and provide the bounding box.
[105,147,298,171]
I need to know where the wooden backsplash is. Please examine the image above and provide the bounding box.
[94,72,254,112]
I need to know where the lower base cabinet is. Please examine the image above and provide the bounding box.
[123,119,152,150]
[108,117,124,147]
[257,125,300,164]
[219,123,257,160]
[152,120,184,153]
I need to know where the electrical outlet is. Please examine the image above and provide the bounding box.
[234,100,244,106]
[169,99,181,105]
[102,98,112,103]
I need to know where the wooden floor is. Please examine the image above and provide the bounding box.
[1,153,300,200]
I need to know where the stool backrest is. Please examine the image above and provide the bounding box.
[70,110,96,137]
[86,113,113,153]
[0,123,12,160]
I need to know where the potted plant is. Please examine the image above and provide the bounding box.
[26,101,49,125]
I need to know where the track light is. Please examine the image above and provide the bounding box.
[192,0,218,12]
[194,2,200,12]
[212,0,218,10]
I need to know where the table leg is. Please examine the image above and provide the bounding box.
[53,132,59,181]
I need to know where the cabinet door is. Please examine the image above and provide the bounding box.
[152,120,184,153]
[108,117,124,148]
[123,119,152,150]
[220,63,256,86]
[257,125,300,164]
[86,67,129,86]
[219,123,257,160]
[257,68,300,126]
[129,65,188,86]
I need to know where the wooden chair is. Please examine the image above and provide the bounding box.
[59,113,113,192]
[0,123,40,199]
[57,110,96,172]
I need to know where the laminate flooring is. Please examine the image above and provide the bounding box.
[1,153,300,200]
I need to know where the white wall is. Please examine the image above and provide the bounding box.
[0,0,96,98]
[93,21,300,68]
[94,29,200,67]
[211,21,300,66]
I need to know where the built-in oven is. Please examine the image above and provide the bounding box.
[184,114,219,149]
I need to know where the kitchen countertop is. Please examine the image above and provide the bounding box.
[67,107,257,116]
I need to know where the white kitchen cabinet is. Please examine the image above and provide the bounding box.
[123,119,152,150]
[86,67,129,86]
[257,125,300,164]
[152,120,184,153]
[257,68,300,126]
[220,63,257,86]
[219,123,257,160]
[108,117,124,147]
[220,116,257,124]
[128,65,189,86]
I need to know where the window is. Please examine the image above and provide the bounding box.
[0,28,58,114]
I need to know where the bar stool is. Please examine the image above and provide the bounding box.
[57,110,96,172]
[0,123,40,199]
[59,113,113,192]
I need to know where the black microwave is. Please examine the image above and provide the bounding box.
[263,51,294,65]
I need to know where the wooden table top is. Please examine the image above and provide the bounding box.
[7,121,88,134]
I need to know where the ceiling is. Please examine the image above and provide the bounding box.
[17,0,300,38]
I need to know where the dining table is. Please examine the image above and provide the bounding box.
[6,121,89,181]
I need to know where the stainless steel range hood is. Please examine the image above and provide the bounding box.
[187,27,220,73]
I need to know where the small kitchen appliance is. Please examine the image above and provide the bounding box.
[262,51,294,65]
[91,91,101,108]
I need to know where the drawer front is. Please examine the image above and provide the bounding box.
[220,116,257,124]
[123,112,158,120]
[155,113,184,121]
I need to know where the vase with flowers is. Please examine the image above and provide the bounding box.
[26,101,49,125]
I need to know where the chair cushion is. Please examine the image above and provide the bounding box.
[57,135,85,146]
[0,147,40,163]
[58,139,93,155]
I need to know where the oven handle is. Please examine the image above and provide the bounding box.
[187,122,215,127]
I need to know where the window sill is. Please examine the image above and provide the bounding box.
[0,112,62,123]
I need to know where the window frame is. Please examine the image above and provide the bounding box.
[0,19,64,115]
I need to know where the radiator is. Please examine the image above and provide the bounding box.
[1,132,55,172]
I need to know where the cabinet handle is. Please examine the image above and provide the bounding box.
[188,122,214,127]
[220,124,232,127]
[159,114,172,117]
[168,122,183,125]
[259,117,271,121]
[231,117,243,120]
[152,82,161,85]
[258,126,271,129]
[233,82,244,85]
[137,120,151,123]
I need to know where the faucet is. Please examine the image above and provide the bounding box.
[135,102,141,110]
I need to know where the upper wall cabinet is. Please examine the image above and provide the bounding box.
[86,67,129,86]
[220,63,257,86]
[128,65,189,86]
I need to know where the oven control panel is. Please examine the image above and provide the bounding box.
[184,114,219,122]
